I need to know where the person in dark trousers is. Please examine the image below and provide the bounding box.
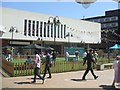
[52,50,56,66]
[31,51,45,84]
[43,49,52,79]
[82,49,98,80]
[74,49,79,61]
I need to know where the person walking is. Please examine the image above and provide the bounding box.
[52,50,57,66]
[93,50,98,62]
[74,49,79,61]
[31,51,45,84]
[82,49,98,80]
[43,49,52,79]
[112,55,120,87]
[83,49,88,61]
[65,51,69,61]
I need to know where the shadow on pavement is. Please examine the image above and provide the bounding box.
[71,78,96,82]
[14,82,32,84]
[99,85,119,90]
[14,81,43,85]
[71,79,84,81]
[27,78,40,80]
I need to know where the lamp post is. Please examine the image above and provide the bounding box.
[104,30,110,62]
[65,32,73,48]
[9,26,18,60]
[37,37,43,53]
[47,16,60,50]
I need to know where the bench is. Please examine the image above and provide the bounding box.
[96,63,113,70]
[68,55,76,61]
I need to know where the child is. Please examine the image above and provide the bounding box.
[26,56,32,64]
[112,55,120,86]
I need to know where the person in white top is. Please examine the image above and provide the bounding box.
[7,53,11,61]
[112,55,120,87]
[93,50,98,62]
[32,51,45,84]
[65,51,69,61]
[83,50,88,61]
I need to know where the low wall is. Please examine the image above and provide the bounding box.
[1,59,14,77]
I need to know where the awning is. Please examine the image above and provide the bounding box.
[110,44,120,49]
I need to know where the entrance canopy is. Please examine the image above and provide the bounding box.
[110,44,120,49]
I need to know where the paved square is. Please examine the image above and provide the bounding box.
[2,69,120,89]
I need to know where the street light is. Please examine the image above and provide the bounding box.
[65,32,73,48]
[47,16,60,50]
[9,26,18,60]
[102,30,110,62]
[37,37,44,53]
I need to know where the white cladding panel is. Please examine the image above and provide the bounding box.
[0,7,101,43]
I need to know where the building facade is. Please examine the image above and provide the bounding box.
[0,7,101,56]
[83,9,120,48]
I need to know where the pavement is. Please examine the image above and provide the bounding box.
[1,69,120,89]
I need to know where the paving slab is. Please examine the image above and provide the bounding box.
[1,69,120,89]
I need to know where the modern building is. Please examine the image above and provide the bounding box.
[0,7,101,56]
[83,9,120,49]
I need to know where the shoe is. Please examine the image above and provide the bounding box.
[111,85,115,87]
[47,76,52,79]
[42,78,45,84]
[94,76,98,79]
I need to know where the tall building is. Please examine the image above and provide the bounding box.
[83,9,120,49]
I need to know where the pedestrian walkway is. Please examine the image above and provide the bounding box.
[1,69,120,89]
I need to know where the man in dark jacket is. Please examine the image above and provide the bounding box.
[43,49,52,79]
[82,49,98,80]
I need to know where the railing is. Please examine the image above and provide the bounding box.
[14,61,85,77]
[1,57,114,77]
[14,60,114,77]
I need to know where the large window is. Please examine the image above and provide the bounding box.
[47,25,50,37]
[51,23,53,37]
[24,19,27,35]
[61,24,63,38]
[28,20,31,36]
[32,21,35,36]
[40,22,43,37]
[64,25,66,38]
[57,25,60,38]
[36,21,39,36]
[110,16,118,21]
[44,22,46,37]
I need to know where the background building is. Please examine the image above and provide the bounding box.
[83,9,120,49]
[0,7,101,56]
